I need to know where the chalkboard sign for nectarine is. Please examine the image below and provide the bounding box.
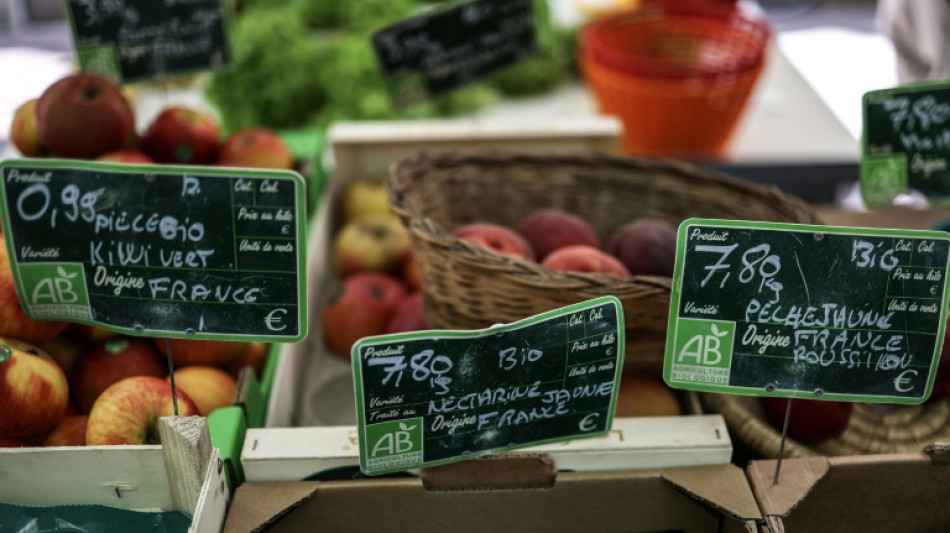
[665,218,950,404]
[64,0,233,84]
[861,82,950,208]
[0,158,307,342]
[372,0,536,107]
[352,296,623,476]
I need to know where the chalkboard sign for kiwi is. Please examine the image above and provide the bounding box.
[0,159,307,342]
[372,0,536,107]
[352,296,623,476]
[861,82,950,208]
[665,219,950,404]
[64,0,233,84]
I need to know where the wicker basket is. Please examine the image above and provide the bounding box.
[702,394,950,458]
[387,150,821,373]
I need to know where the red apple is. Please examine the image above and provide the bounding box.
[225,341,269,380]
[96,149,154,164]
[0,235,70,344]
[333,214,412,277]
[322,272,409,359]
[42,414,88,446]
[85,376,199,445]
[71,337,167,414]
[607,218,678,277]
[0,437,28,447]
[139,106,220,164]
[153,338,247,367]
[453,223,535,261]
[34,73,135,159]
[0,337,69,438]
[759,396,854,444]
[9,98,47,157]
[516,209,600,260]
[615,376,682,417]
[37,334,85,377]
[386,291,429,334]
[542,245,630,277]
[216,128,293,169]
[168,365,237,416]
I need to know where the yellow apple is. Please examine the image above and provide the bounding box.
[168,366,237,416]
[333,213,411,277]
[342,180,392,222]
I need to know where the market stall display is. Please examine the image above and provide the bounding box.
[387,150,820,374]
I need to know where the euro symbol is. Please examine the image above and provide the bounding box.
[893,369,917,393]
[579,413,599,432]
[264,308,288,332]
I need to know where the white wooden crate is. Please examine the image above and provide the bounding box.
[0,417,229,533]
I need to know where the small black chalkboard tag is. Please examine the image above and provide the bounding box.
[861,81,950,208]
[665,219,950,404]
[353,296,623,476]
[0,159,307,342]
[371,0,537,107]
[63,0,233,84]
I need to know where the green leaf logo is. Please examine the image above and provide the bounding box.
[57,266,78,279]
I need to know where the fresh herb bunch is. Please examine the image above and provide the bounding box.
[207,0,576,132]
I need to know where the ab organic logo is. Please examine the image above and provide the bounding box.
[19,263,92,320]
[365,418,423,472]
[669,318,735,386]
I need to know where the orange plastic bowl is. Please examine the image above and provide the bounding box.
[582,0,770,78]
[579,1,771,157]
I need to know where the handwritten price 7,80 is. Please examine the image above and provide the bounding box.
[696,243,783,300]
[367,350,454,395]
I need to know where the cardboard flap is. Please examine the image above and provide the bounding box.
[662,464,763,521]
[223,482,320,533]
[745,457,830,517]
[421,454,556,491]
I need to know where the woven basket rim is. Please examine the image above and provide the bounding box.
[387,149,821,293]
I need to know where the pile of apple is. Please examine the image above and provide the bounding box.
[0,298,267,448]
[9,72,293,169]
[320,180,684,417]
[320,180,428,361]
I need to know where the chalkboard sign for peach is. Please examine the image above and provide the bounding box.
[665,219,950,404]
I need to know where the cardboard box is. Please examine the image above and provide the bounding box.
[746,449,950,532]
[224,459,762,533]
[0,417,229,533]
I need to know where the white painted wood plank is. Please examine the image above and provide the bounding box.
[243,414,732,482]
[0,445,172,511]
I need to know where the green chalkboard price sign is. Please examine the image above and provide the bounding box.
[0,159,307,342]
[665,219,950,404]
[861,81,950,208]
[64,0,233,84]
[372,0,536,107]
[353,296,623,476]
